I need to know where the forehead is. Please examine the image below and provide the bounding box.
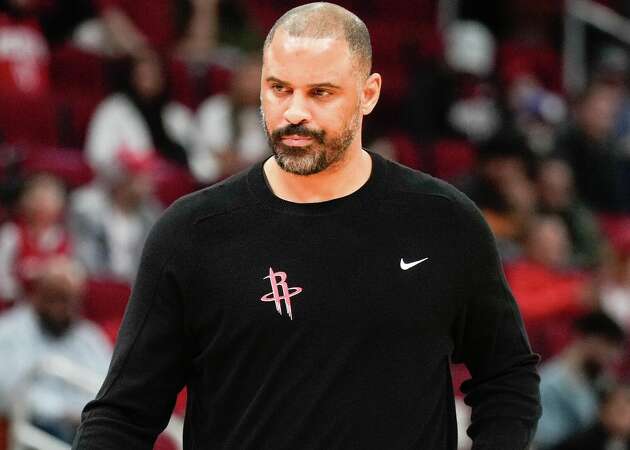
[263,29,355,86]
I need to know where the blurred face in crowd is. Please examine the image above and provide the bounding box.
[601,385,630,438]
[481,156,527,186]
[112,172,153,211]
[260,28,380,175]
[580,335,623,380]
[19,175,65,228]
[538,159,574,211]
[578,84,622,141]
[132,52,165,100]
[525,216,571,268]
[32,259,85,338]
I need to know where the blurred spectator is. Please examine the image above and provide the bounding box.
[537,158,605,269]
[403,20,500,149]
[459,129,537,261]
[85,49,194,179]
[444,21,501,143]
[534,311,625,449]
[192,54,267,182]
[0,173,71,303]
[68,149,161,283]
[506,215,591,325]
[555,82,630,213]
[507,74,566,156]
[0,0,49,97]
[552,383,630,450]
[0,258,111,444]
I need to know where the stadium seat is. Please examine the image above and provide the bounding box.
[21,145,93,189]
[0,93,58,145]
[83,278,131,327]
[432,139,476,181]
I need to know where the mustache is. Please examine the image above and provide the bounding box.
[271,124,325,144]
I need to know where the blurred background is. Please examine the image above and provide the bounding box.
[0,0,629,449]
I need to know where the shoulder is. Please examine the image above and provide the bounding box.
[156,166,255,234]
[197,94,230,117]
[72,319,112,349]
[164,101,193,122]
[94,93,132,115]
[0,305,35,340]
[0,221,19,244]
[70,183,107,208]
[381,155,479,217]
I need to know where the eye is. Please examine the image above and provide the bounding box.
[312,88,331,97]
[271,83,287,93]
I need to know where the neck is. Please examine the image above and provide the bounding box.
[263,143,372,203]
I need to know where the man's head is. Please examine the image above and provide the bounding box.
[31,258,86,338]
[18,173,66,228]
[524,215,571,269]
[261,2,381,175]
[573,311,625,381]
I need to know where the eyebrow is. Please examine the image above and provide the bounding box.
[265,77,341,90]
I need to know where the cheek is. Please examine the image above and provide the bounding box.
[261,95,284,126]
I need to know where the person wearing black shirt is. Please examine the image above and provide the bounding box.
[72,3,541,449]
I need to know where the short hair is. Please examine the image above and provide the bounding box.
[574,311,626,344]
[263,2,372,77]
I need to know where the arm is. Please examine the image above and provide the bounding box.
[451,195,542,450]
[72,196,196,449]
[175,0,220,63]
[96,0,147,56]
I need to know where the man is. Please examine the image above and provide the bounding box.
[0,257,111,443]
[72,3,541,449]
[534,312,625,449]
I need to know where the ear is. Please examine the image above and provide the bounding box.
[360,73,382,116]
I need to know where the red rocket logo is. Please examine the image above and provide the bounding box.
[260,267,303,320]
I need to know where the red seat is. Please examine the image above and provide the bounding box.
[433,139,476,181]
[0,93,58,145]
[21,146,93,189]
[83,278,131,326]
[50,45,107,95]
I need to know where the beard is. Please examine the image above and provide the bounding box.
[261,108,360,176]
[37,313,73,338]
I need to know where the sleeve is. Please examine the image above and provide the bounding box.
[450,194,542,450]
[72,196,196,450]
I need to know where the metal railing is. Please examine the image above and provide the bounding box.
[8,355,184,450]
[564,0,630,94]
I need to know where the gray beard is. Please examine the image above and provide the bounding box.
[260,107,358,176]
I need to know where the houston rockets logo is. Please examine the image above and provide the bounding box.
[260,267,303,320]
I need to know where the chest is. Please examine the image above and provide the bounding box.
[185,209,464,352]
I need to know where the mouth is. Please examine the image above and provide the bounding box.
[280,135,313,146]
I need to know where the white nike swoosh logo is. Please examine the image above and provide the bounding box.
[400,257,429,270]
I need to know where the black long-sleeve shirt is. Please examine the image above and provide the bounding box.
[72,151,541,450]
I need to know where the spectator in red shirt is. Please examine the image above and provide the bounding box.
[506,215,592,324]
[0,173,72,303]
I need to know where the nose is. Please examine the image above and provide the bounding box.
[283,91,311,125]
